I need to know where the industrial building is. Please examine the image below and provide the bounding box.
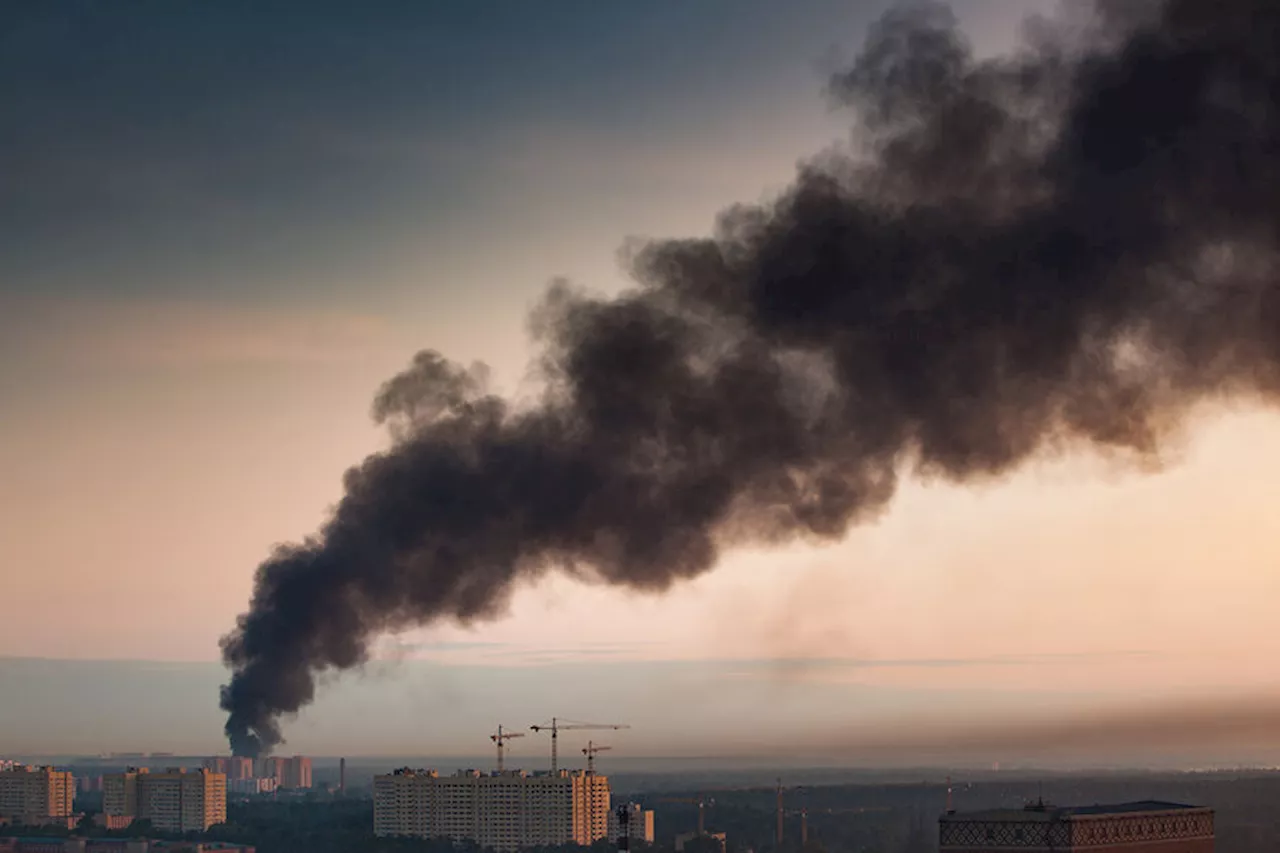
[939,801,1214,853]
[373,768,611,851]
[0,765,75,826]
[103,768,226,833]
[609,803,655,846]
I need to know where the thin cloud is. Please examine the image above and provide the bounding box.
[736,692,1280,764]
[1,295,394,369]
[715,650,1164,685]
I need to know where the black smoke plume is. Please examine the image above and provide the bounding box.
[221,0,1280,756]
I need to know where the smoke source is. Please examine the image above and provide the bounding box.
[220,0,1280,756]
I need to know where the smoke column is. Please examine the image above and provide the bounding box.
[221,0,1280,755]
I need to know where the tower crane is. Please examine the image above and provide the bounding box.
[582,741,611,775]
[529,718,630,773]
[490,725,525,773]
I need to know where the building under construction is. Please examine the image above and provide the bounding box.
[373,768,610,851]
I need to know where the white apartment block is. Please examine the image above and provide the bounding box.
[609,802,655,845]
[103,767,226,833]
[0,765,75,825]
[374,768,611,851]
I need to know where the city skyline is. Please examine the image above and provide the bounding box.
[5,0,1280,765]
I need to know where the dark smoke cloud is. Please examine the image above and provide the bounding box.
[221,0,1280,755]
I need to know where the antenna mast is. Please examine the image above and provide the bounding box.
[776,778,784,846]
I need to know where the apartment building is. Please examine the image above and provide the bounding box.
[256,757,310,790]
[103,768,226,833]
[0,765,75,826]
[200,758,253,782]
[609,802,656,845]
[103,770,142,821]
[374,768,611,851]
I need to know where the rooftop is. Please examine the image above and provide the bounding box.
[942,801,1207,822]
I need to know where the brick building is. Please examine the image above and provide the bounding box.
[940,801,1214,853]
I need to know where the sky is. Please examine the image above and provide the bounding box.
[4,0,1280,765]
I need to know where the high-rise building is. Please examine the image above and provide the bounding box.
[103,767,226,833]
[202,757,254,781]
[373,768,610,851]
[0,765,75,826]
[103,769,143,820]
[256,756,311,790]
[610,802,656,845]
[284,757,311,790]
[939,801,1214,853]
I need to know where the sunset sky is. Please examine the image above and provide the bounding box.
[4,0,1280,764]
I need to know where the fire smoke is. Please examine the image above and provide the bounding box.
[221,0,1280,755]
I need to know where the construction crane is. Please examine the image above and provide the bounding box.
[529,718,630,773]
[490,725,525,773]
[582,741,611,774]
[658,795,714,836]
[579,741,612,842]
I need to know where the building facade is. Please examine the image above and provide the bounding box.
[0,765,75,826]
[374,768,611,851]
[201,759,253,782]
[227,778,277,797]
[939,801,1214,853]
[609,803,655,845]
[256,757,310,790]
[103,768,226,833]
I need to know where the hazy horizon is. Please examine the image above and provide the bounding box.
[6,0,1280,768]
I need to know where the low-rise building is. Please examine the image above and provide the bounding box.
[0,840,253,853]
[939,800,1214,853]
[227,778,276,797]
[675,832,725,853]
